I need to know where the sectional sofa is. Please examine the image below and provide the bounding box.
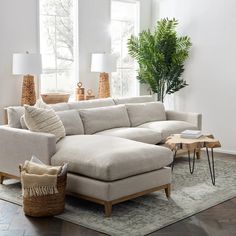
[0,96,202,216]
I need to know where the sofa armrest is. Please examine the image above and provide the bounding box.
[0,126,56,177]
[166,110,202,130]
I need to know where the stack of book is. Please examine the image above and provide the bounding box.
[180,130,202,139]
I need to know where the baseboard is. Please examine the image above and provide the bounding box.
[213,148,236,156]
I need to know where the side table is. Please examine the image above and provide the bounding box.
[165,134,221,185]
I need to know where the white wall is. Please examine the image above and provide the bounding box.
[78,0,111,95]
[0,0,152,124]
[0,0,39,124]
[153,0,236,153]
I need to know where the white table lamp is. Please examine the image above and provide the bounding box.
[13,52,42,105]
[91,53,116,98]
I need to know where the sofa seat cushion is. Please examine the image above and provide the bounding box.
[51,135,173,181]
[95,127,162,144]
[139,120,198,141]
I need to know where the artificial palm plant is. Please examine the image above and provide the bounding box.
[128,18,192,102]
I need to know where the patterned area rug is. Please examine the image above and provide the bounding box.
[0,155,236,236]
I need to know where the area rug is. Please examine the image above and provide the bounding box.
[0,155,236,236]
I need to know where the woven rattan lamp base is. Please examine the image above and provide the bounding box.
[21,75,36,106]
[99,72,110,98]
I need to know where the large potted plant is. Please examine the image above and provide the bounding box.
[128,18,192,102]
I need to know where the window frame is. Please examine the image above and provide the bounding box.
[110,0,140,97]
[38,0,78,95]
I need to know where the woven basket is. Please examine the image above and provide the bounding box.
[20,165,67,217]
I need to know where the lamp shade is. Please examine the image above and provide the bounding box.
[91,53,116,73]
[12,53,42,75]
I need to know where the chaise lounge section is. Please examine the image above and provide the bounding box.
[53,135,173,216]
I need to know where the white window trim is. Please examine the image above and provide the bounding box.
[111,0,140,97]
[38,0,78,95]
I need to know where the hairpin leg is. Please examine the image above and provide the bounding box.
[188,149,196,174]
[206,147,216,185]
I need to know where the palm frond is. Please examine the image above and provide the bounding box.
[128,18,191,102]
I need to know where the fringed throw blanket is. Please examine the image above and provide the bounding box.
[21,161,62,197]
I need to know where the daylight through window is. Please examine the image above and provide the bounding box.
[111,0,140,97]
[39,0,78,94]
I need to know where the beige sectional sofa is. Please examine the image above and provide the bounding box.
[0,96,202,216]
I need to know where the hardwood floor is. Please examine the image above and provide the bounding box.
[0,197,235,236]
[0,153,236,236]
[0,200,104,236]
[149,197,236,236]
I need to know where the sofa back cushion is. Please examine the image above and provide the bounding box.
[126,102,166,127]
[56,110,84,135]
[50,102,70,111]
[6,96,153,129]
[7,106,25,128]
[113,95,154,105]
[68,98,115,110]
[79,105,130,134]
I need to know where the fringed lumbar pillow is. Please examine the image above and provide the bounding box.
[24,105,65,142]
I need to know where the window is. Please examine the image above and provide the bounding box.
[111,0,140,97]
[39,0,78,94]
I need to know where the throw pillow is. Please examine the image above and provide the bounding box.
[20,99,50,129]
[35,99,51,109]
[21,108,84,135]
[20,115,28,129]
[24,105,66,142]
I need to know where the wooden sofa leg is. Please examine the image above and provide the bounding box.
[0,173,4,184]
[196,149,201,159]
[165,184,171,198]
[104,202,112,217]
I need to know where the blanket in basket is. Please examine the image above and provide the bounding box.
[21,160,62,197]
